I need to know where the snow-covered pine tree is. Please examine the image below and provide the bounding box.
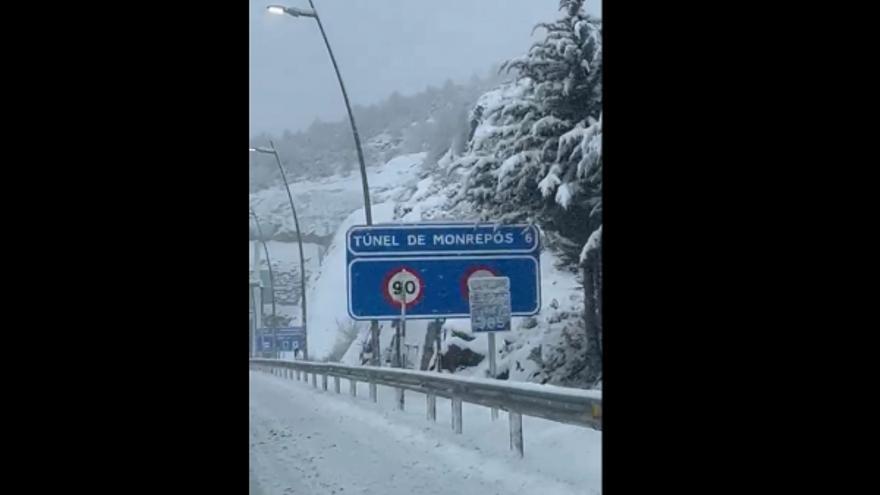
[453,0,602,260]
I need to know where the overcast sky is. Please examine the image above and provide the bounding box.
[249,0,601,137]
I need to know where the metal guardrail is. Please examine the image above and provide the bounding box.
[249,358,602,457]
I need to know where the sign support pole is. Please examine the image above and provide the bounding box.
[397,289,407,410]
[371,321,380,367]
[489,332,499,420]
[396,284,406,368]
[435,319,442,373]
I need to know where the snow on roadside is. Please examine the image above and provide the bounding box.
[252,370,601,494]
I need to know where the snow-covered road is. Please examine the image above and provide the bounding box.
[249,370,601,495]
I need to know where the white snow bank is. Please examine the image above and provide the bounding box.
[305,203,396,360]
[251,370,601,494]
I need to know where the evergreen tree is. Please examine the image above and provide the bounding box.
[453,0,602,259]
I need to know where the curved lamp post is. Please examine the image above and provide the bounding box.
[268,1,381,366]
[250,143,309,360]
[266,2,372,225]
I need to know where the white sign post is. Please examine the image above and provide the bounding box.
[388,269,417,410]
[468,276,512,421]
[387,268,420,369]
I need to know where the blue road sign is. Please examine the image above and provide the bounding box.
[346,223,541,320]
[259,334,274,351]
[346,255,539,320]
[257,327,305,351]
[347,223,539,257]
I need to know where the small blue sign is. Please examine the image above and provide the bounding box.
[347,223,539,257]
[259,334,274,351]
[258,327,305,351]
[347,255,539,320]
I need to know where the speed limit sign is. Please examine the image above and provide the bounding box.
[382,267,424,308]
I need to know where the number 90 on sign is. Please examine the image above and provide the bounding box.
[386,268,422,305]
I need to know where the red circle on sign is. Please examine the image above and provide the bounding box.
[381,266,425,309]
[460,265,500,301]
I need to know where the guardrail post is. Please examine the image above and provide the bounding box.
[509,412,523,457]
[296,370,301,381]
[427,393,436,422]
[350,379,357,397]
[322,374,328,391]
[334,376,341,393]
[396,388,405,411]
[312,373,317,388]
[452,397,463,434]
[369,382,377,403]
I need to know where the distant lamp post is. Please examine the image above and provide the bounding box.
[250,208,278,358]
[250,142,309,360]
[268,1,381,366]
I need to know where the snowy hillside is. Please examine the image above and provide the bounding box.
[283,146,596,389]
[250,152,429,358]
[250,152,427,241]
[304,202,395,360]
[248,240,322,326]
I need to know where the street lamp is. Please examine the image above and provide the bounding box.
[265,2,372,225]
[267,5,315,18]
[268,1,382,367]
[250,208,278,359]
[250,142,309,360]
